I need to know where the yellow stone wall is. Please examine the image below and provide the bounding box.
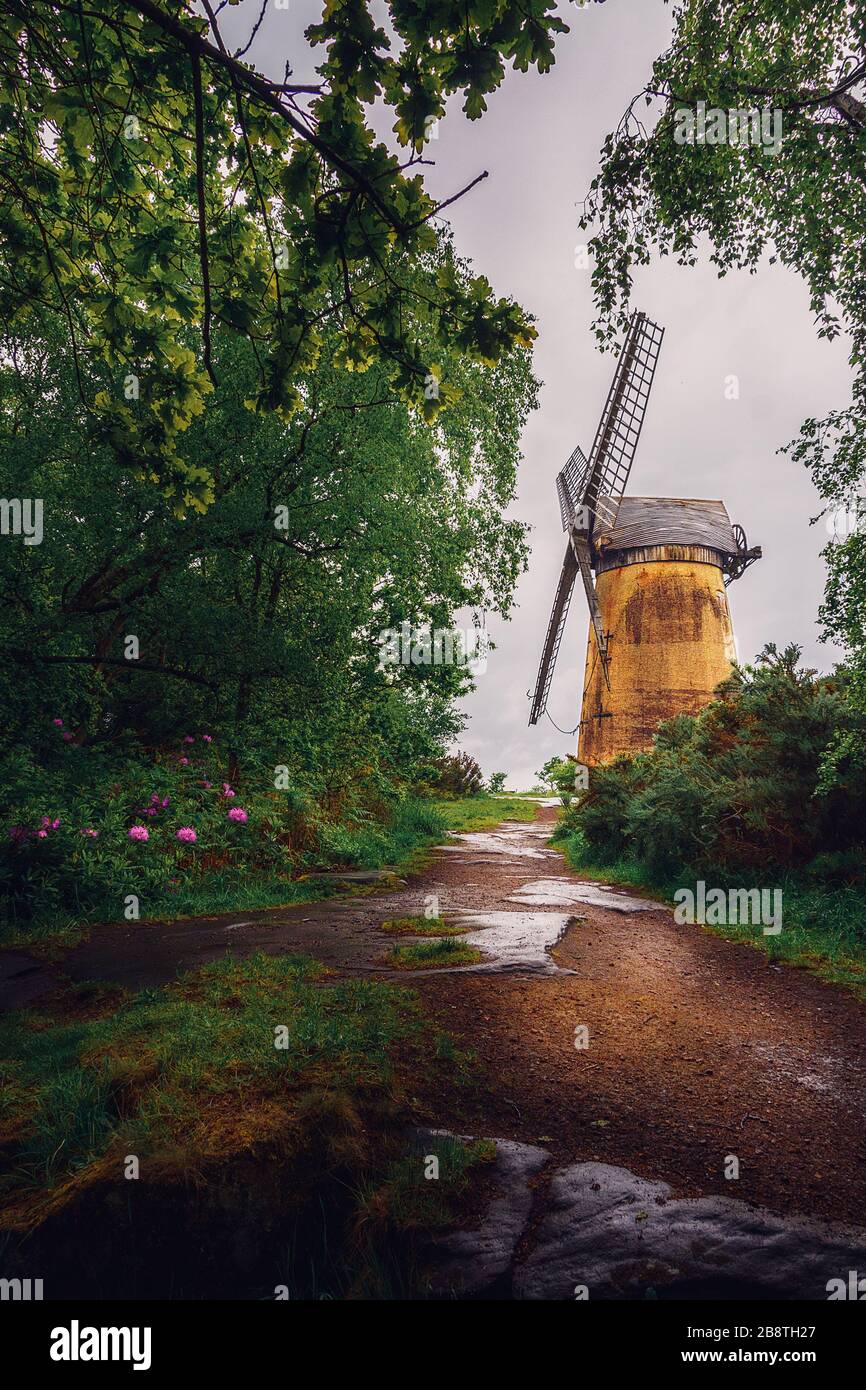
[577,558,737,766]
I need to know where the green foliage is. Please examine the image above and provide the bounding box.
[562,645,866,880]
[0,0,565,504]
[0,237,536,932]
[427,751,485,796]
[487,771,507,793]
[581,0,866,757]
[556,646,866,990]
[536,755,574,801]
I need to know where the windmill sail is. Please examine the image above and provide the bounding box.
[528,311,664,726]
[583,311,664,535]
[528,542,578,725]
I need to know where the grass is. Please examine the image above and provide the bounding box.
[555,824,866,1001]
[0,797,449,957]
[383,939,484,971]
[435,795,535,833]
[380,915,468,937]
[0,875,350,960]
[0,953,413,1195]
[0,950,492,1298]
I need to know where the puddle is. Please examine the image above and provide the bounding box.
[443,910,575,974]
[508,877,660,912]
[438,832,558,860]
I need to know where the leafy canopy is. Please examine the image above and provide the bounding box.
[0,0,566,509]
[580,0,866,757]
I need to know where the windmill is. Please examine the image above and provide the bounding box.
[529,311,761,766]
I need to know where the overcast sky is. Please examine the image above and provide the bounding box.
[218,0,853,789]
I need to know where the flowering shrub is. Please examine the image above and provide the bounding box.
[0,722,450,932]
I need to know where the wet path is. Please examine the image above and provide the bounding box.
[4,807,866,1297]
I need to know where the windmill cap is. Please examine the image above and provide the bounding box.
[593,496,741,555]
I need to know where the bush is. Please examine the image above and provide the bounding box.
[0,725,448,934]
[428,752,484,797]
[561,645,866,881]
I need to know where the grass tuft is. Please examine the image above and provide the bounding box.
[383,939,483,971]
[380,916,467,937]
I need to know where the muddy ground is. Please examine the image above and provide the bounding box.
[3,805,866,1297]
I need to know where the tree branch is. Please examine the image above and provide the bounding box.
[191,49,217,386]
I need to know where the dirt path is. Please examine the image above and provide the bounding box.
[417,811,866,1232]
[4,806,865,1249]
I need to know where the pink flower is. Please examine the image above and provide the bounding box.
[221,783,235,799]
[62,732,73,742]
[128,825,149,842]
[228,807,248,823]
[176,826,197,843]
[36,830,47,839]
[179,757,189,766]
[199,780,211,789]
[202,734,212,743]
[183,736,195,744]
[52,718,63,727]
[80,827,98,838]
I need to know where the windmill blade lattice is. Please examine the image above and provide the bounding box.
[582,311,664,534]
[557,445,588,530]
[528,542,578,725]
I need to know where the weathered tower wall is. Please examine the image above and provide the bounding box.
[577,549,736,766]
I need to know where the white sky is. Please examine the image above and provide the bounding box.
[218,1,853,789]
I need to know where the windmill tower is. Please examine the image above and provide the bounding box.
[529,311,761,765]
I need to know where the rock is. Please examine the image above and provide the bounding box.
[421,1132,549,1297]
[514,1162,866,1300]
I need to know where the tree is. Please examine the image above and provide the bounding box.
[0,238,537,799]
[580,0,866,761]
[0,0,567,509]
[536,755,574,798]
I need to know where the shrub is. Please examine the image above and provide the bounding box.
[428,752,484,797]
